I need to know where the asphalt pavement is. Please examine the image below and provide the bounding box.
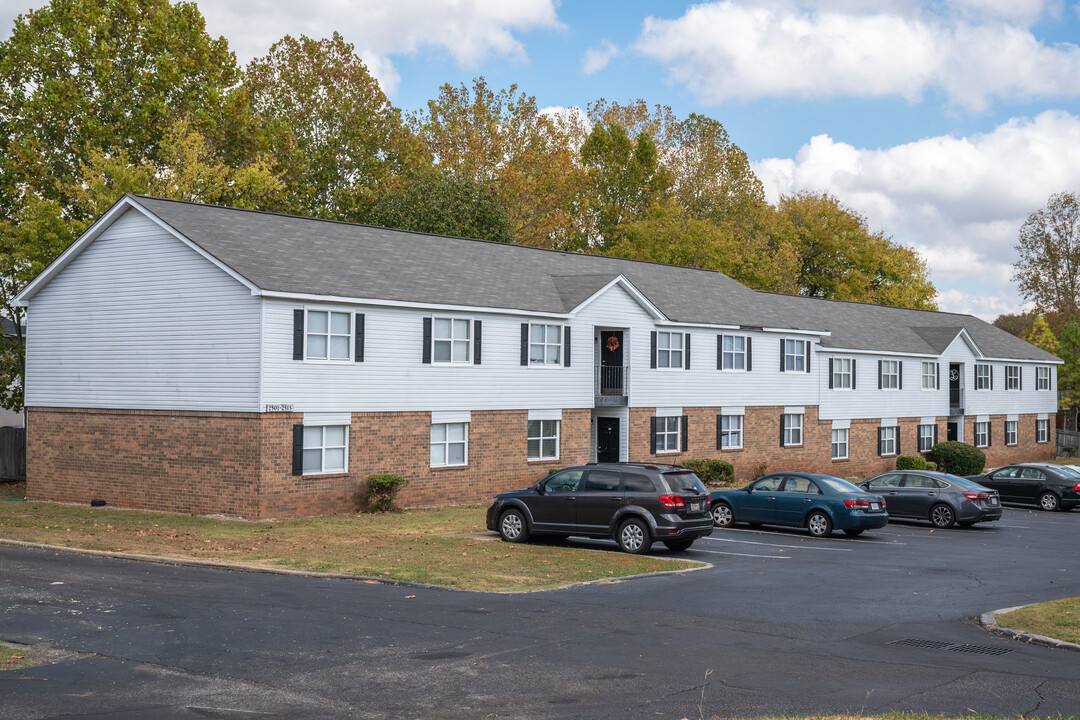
[2,504,1079,719]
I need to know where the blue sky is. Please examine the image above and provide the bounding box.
[4,0,1080,320]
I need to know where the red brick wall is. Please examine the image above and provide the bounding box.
[964,414,1056,469]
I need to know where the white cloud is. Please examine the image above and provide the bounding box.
[635,1,1080,111]
[752,110,1080,316]
[581,40,619,75]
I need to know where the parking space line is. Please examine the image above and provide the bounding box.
[692,548,791,559]
[705,537,853,552]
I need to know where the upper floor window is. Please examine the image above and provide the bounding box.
[655,332,686,369]
[720,334,749,371]
[528,323,562,366]
[782,339,808,372]
[975,363,992,390]
[1005,365,1021,391]
[879,360,900,390]
[306,310,352,361]
[1037,366,1051,391]
[433,317,472,364]
[921,362,938,390]
[781,413,803,447]
[831,358,853,389]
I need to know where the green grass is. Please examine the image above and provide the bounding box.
[995,596,1080,645]
[0,644,33,671]
[0,490,701,592]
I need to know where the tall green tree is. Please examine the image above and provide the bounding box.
[1058,316,1080,431]
[1014,192,1080,321]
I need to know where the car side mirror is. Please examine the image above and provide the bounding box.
[745,486,754,493]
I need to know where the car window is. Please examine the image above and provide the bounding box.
[782,476,819,494]
[990,467,1017,479]
[816,476,865,493]
[662,471,706,494]
[1053,465,1080,478]
[584,470,621,492]
[902,474,935,489]
[543,469,583,493]
[752,475,783,492]
[1019,468,1045,480]
[622,472,656,493]
[867,473,902,489]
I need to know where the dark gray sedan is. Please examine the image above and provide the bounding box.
[860,470,1001,528]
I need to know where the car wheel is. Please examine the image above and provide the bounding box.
[843,529,864,537]
[806,511,833,537]
[498,508,529,543]
[710,502,734,528]
[930,503,956,528]
[663,539,694,552]
[1039,492,1061,511]
[617,518,651,555]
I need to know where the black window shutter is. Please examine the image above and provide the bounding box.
[681,415,689,452]
[804,341,810,373]
[988,422,992,446]
[684,333,691,370]
[650,332,657,369]
[354,313,365,362]
[895,427,901,456]
[877,427,884,456]
[292,425,304,476]
[717,335,723,370]
[780,414,786,447]
[898,361,903,390]
[422,317,432,364]
[933,424,939,447]
[650,417,658,454]
[716,414,723,450]
[746,337,753,371]
[852,358,857,389]
[473,320,482,365]
[878,360,883,389]
[563,327,571,367]
[990,366,994,390]
[293,309,304,360]
[828,358,834,389]
[936,362,940,389]
[1019,367,1022,390]
[520,323,528,366]
[780,339,786,372]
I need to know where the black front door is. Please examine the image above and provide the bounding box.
[599,331,624,395]
[949,363,961,407]
[947,422,958,442]
[597,417,620,463]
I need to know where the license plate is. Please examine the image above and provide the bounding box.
[870,502,880,511]
[989,497,998,506]
[690,501,703,511]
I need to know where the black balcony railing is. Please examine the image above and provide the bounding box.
[595,364,628,397]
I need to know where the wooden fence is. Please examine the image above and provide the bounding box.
[1058,429,1080,458]
[0,426,25,480]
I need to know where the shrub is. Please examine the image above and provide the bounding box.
[929,442,986,476]
[925,461,938,471]
[895,455,927,471]
[364,474,410,513]
[751,462,768,481]
[1063,446,1077,459]
[681,459,735,487]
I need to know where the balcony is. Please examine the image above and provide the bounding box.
[950,386,965,416]
[595,364,629,406]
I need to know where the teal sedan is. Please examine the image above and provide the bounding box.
[709,472,889,537]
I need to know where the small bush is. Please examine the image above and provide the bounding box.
[681,459,735,486]
[929,441,986,476]
[364,474,410,513]
[895,455,927,471]
[751,462,768,481]
[925,461,938,471]
[1063,446,1077,458]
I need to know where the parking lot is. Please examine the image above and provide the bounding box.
[2,504,1079,720]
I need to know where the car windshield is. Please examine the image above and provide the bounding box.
[664,471,706,494]
[816,476,864,494]
[1050,465,1080,478]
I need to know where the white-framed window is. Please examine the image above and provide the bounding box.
[783,339,807,372]
[880,360,900,390]
[527,419,559,460]
[974,421,989,448]
[921,362,938,390]
[306,309,352,361]
[529,323,562,366]
[878,426,898,456]
[831,428,848,460]
[719,415,742,449]
[918,424,936,453]
[975,363,991,390]
[431,422,468,466]
[1005,365,1020,391]
[1005,420,1018,446]
[782,413,803,447]
[302,424,348,474]
[1037,366,1051,391]
[654,416,681,452]
[656,332,684,369]
[832,358,853,390]
[1036,419,1049,443]
[721,335,748,371]
[432,317,472,364]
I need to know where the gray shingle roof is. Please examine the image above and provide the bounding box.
[128,195,1057,363]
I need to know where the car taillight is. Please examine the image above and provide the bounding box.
[964,492,990,501]
[658,494,685,508]
[1074,483,1080,492]
[844,499,870,508]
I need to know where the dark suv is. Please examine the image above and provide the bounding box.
[486,463,713,554]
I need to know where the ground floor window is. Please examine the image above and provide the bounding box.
[782,413,803,447]
[831,428,848,459]
[1036,419,1049,443]
[917,424,936,453]
[974,421,989,448]
[1005,420,1018,446]
[303,425,348,474]
[431,422,468,467]
[878,426,898,456]
[719,415,742,449]
[654,416,681,453]
[528,420,559,460]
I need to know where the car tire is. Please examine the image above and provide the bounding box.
[617,518,651,555]
[843,529,864,537]
[1039,492,1061,511]
[710,502,734,528]
[663,539,694,552]
[806,511,833,537]
[498,508,529,544]
[930,503,956,528]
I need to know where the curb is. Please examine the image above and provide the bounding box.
[979,604,1080,652]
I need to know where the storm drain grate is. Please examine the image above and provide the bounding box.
[888,638,1013,655]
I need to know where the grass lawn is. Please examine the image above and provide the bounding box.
[0,643,33,671]
[0,482,700,592]
[995,597,1080,645]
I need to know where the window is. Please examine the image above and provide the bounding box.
[880,360,899,390]
[782,414,803,447]
[656,332,684,369]
[1037,419,1049,443]
[719,415,742,449]
[528,323,562,366]
[831,428,848,460]
[878,426,898,456]
[721,335,748,370]
[783,339,807,372]
[302,425,347,474]
[974,421,989,448]
[431,422,468,466]
[921,362,938,390]
[433,317,471,364]
[654,416,681,453]
[543,469,583,493]
[975,363,991,390]
[831,358,853,389]
[1037,367,1050,391]
[527,420,559,460]
[918,424,936,453]
[306,310,352,360]
[1005,420,1018,446]
[1005,365,1020,391]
